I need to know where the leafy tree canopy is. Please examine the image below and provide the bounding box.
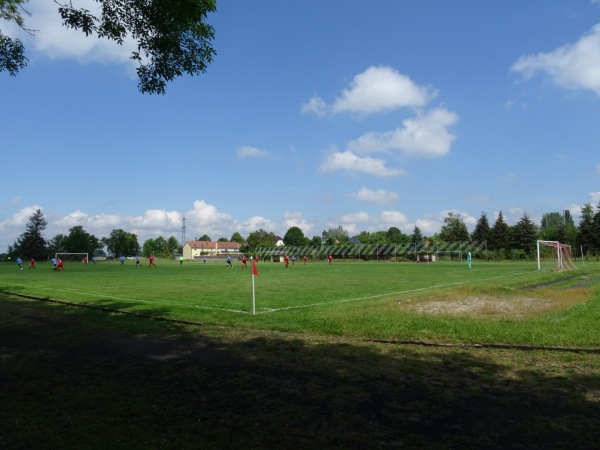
[283,226,308,247]
[64,225,102,255]
[439,212,469,243]
[247,229,277,250]
[103,228,140,257]
[1,0,217,94]
[230,232,245,245]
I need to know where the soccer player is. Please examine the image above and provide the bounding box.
[179,256,184,265]
[16,257,23,270]
[135,256,141,268]
[119,256,125,265]
[50,257,57,271]
[29,258,36,269]
[83,256,88,264]
[241,255,247,268]
[226,255,232,268]
[328,255,333,265]
[284,255,290,268]
[303,255,307,265]
[148,254,157,268]
[56,258,64,271]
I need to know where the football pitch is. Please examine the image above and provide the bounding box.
[2,258,600,347]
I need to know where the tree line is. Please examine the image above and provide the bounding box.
[5,205,600,262]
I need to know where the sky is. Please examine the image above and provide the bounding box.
[2,0,600,251]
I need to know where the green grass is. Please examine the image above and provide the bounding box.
[1,258,600,347]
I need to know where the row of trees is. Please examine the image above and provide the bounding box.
[6,210,182,261]
[6,205,600,261]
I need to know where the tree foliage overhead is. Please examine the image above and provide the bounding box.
[0,0,29,75]
[1,0,217,94]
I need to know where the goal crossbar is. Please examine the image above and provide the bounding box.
[55,252,89,262]
[536,241,575,271]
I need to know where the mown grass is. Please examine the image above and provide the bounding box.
[2,259,600,449]
[1,259,599,347]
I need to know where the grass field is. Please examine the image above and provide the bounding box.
[2,258,600,347]
[2,258,600,449]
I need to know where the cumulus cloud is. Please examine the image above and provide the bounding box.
[4,0,137,69]
[346,108,458,157]
[236,146,269,159]
[379,210,410,228]
[236,215,277,235]
[302,66,435,117]
[511,23,600,96]
[414,218,441,235]
[591,192,600,204]
[320,151,404,177]
[350,187,399,205]
[282,212,314,236]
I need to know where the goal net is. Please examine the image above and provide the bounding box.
[433,250,462,262]
[536,241,575,272]
[55,252,89,262]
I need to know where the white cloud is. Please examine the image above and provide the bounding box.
[350,187,399,205]
[511,23,600,96]
[319,151,404,177]
[282,212,314,236]
[346,108,458,157]
[300,95,328,117]
[237,215,277,235]
[236,146,269,159]
[302,66,435,117]
[4,0,137,67]
[591,192,600,204]
[379,210,410,228]
[596,164,600,174]
[414,218,441,235]
[440,210,477,227]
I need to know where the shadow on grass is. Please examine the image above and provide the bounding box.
[1,294,599,450]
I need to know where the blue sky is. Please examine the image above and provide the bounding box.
[2,0,600,251]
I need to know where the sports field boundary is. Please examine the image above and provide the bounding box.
[4,289,600,355]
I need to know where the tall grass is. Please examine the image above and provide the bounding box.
[1,258,599,347]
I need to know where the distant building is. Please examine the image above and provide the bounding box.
[182,240,241,260]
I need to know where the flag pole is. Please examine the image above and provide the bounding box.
[252,272,256,315]
[251,258,259,315]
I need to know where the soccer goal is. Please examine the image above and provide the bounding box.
[55,252,89,262]
[433,250,462,262]
[536,241,575,272]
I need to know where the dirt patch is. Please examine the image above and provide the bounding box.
[398,295,561,318]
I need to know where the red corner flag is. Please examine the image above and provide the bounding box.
[251,259,259,276]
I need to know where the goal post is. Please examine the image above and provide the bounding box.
[536,241,575,272]
[55,252,89,263]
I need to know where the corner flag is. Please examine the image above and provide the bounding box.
[251,258,259,315]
